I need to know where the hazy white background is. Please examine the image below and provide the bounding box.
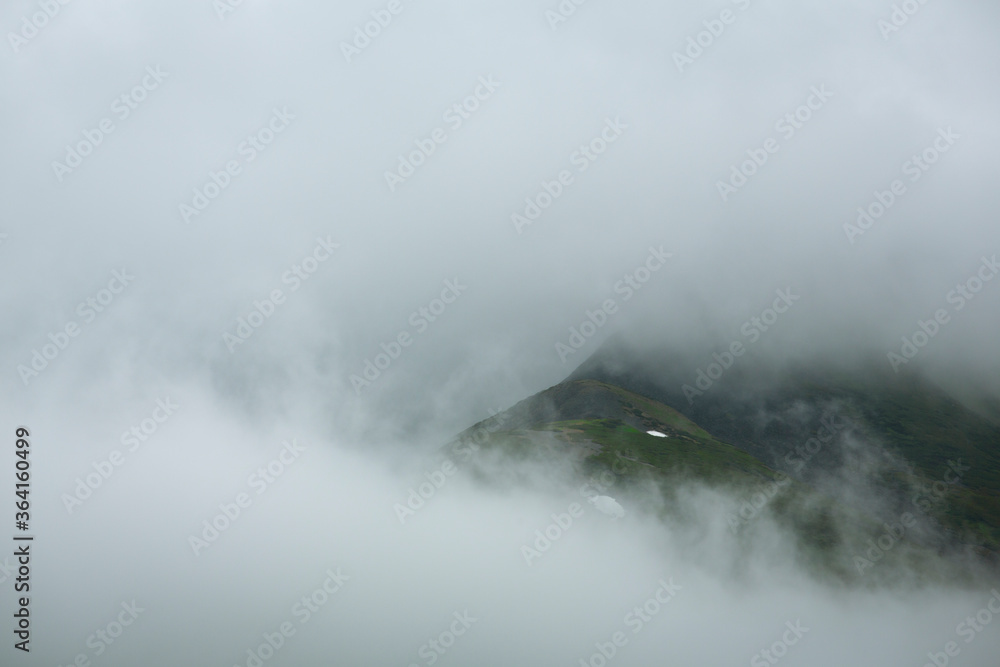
[2,0,999,664]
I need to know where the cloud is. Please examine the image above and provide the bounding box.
[2,0,999,664]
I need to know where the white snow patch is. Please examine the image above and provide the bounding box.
[647,430,668,438]
[588,495,625,519]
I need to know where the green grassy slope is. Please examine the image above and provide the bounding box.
[450,377,998,582]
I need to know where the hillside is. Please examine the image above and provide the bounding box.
[565,341,1000,554]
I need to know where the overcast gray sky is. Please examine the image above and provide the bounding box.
[4,0,1000,438]
[2,1,1000,665]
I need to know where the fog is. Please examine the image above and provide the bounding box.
[13,394,1000,666]
[2,0,999,664]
